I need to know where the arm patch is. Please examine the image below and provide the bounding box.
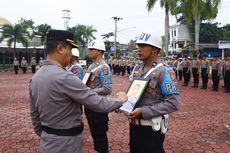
[161,66,179,95]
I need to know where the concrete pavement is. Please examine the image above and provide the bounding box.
[0,72,229,153]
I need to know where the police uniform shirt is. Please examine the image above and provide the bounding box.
[131,58,179,119]
[21,59,27,67]
[29,60,122,136]
[172,60,178,69]
[201,60,209,68]
[192,60,200,68]
[212,60,221,74]
[13,60,19,66]
[181,60,189,68]
[86,58,112,95]
[225,61,230,71]
[31,59,37,66]
[178,61,183,70]
[39,59,44,67]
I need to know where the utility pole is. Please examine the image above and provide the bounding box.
[112,16,122,57]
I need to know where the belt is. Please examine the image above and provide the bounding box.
[42,123,84,136]
[132,119,152,126]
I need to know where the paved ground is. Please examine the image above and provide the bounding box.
[0,72,230,153]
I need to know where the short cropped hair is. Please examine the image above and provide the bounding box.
[46,41,68,54]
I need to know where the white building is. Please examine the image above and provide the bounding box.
[168,24,192,54]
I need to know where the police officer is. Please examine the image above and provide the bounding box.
[127,32,179,153]
[178,58,183,81]
[121,58,126,76]
[31,57,37,74]
[223,55,230,93]
[191,55,200,88]
[85,39,113,153]
[211,56,221,91]
[13,57,19,74]
[20,57,27,74]
[39,57,44,67]
[126,58,132,75]
[172,57,179,80]
[200,56,210,89]
[68,48,84,80]
[28,30,127,153]
[182,55,191,86]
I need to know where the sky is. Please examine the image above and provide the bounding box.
[1,0,230,44]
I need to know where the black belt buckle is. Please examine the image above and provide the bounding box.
[42,123,84,136]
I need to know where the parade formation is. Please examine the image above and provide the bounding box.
[0,0,230,153]
[3,29,228,153]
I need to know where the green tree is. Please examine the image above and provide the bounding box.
[221,24,230,40]
[18,18,37,46]
[147,0,177,55]
[18,18,35,29]
[0,24,28,58]
[101,32,114,40]
[178,0,221,54]
[68,24,97,58]
[34,24,51,45]
[199,22,222,43]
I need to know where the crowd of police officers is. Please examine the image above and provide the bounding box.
[14,29,227,153]
[13,54,230,93]
[105,55,230,93]
[13,56,44,74]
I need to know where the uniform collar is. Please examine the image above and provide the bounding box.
[43,60,66,70]
[92,58,104,67]
[141,57,162,68]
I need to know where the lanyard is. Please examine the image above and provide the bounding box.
[90,64,106,73]
[144,63,163,78]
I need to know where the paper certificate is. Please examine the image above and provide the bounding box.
[82,72,91,85]
[119,79,149,112]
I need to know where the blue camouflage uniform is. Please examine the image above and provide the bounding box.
[84,58,112,153]
[130,57,179,153]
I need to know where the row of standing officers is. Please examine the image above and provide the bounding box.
[13,57,44,74]
[166,55,230,92]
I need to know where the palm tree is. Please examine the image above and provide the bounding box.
[35,24,51,46]
[178,0,221,55]
[0,24,28,59]
[68,24,97,58]
[101,32,114,40]
[147,0,177,56]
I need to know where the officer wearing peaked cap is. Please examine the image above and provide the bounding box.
[28,30,127,153]
[127,32,179,153]
[85,39,113,153]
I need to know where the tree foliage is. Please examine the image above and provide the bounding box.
[34,24,51,45]
[68,24,97,58]
[0,24,28,58]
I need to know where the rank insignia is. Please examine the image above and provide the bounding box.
[103,67,108,75]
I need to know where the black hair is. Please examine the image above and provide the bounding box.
[46,41,68,54]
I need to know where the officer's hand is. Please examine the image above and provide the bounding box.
[128,108,142,119]
[117,92,128,102]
